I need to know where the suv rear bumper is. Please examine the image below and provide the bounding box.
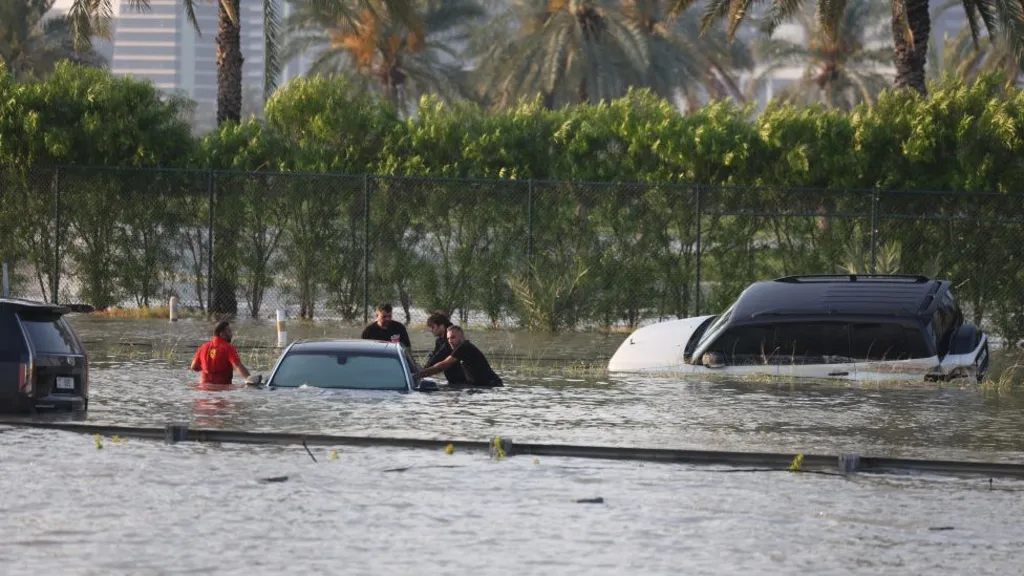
[27,393,87,412]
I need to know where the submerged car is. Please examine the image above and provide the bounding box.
[261,339,440,392]
[608,275,990,383]
[0,298,89,412]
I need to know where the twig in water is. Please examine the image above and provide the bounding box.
[302,439,317,463]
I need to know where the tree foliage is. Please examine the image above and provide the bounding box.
[2,65,1024,342]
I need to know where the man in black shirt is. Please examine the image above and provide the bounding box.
[424,312,467,384]
[418,325,503,387]
[360,302,411,348]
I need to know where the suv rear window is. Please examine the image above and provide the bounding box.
[270,351,408,390]
[18,313,80,355]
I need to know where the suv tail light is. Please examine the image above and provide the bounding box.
[18,362,33,394]
[82,357,89,396]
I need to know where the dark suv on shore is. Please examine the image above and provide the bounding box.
[0,298,89,412]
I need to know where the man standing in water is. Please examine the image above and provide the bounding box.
[418,325,503,387]
[190,320,251,385]
[361,302,411,348]
[424,312,467,385]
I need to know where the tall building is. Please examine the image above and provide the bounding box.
[110,0,309,131]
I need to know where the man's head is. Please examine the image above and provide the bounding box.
[214,320,233,342]
[426,311,451,338]
[375,302,393,328]
[446,324,465,349]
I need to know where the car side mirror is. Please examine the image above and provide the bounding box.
[702,351,726,369]
[245,374,264,387]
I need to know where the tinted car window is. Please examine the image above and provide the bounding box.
[850,323,931,360]
[711,322,853,365]
[270,351,409,390]
[708,325,777,365]
[772,323,852,360]
[18,313,80,355]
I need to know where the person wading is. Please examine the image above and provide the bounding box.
[423,312,467,385]
[361,302,411,348]
[418,325,503,387]
[190,320,251,386]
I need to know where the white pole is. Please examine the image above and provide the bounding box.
[1,263,8,298]
[276,309,287,347]
[169,296,179,322]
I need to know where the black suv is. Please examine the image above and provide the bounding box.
[0,298,89,412]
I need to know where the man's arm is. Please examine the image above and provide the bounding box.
[399,324,411,349]
[419,355,457,378]
[228,346,251,379]
[190,347,202,372]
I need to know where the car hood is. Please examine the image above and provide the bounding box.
[607,315,715,373]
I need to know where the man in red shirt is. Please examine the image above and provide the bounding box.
[190,320,251,385]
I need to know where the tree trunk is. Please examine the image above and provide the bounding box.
[216,0,243,124]
[211,0,243,316]
[891,0,930,95]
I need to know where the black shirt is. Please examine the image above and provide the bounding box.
[361,321,411,348]
[451,340,502,387]
[425,336,467,384]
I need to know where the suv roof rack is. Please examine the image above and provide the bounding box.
[773,274,931,284]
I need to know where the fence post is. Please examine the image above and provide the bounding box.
[869,190,879,275]
[2,262,9,298]
[694,185,703,317]
[362,174,370,325]
[206,170,215,316]
[527,179,534,266]
[52,167,61,304]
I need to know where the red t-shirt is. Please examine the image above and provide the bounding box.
[192,336,241,385]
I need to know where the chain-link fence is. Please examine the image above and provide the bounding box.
[2,166,1023,345]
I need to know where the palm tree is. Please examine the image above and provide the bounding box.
[0,0,105,81]
[926,3,1023,86]
[282,0,484,114]
[67,0,422,123]
[669,0,1024,96]
[748,0,893,109]
[470,0,648,109]
[471,0,749,110]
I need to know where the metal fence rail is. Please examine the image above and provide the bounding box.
[2,165,1023,346]
[4,418,1024,480]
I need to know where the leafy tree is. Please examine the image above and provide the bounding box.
[0,0,105,81]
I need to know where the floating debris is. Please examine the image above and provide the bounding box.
[445,443,454,455]
[789,454,804,472]
[259,476,289,483]
[574,497,604,504]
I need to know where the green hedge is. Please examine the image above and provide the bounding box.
[2,62,1024,343]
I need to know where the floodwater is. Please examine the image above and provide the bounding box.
[3,315,1024,574]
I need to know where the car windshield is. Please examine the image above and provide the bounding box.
[18,312,80,355]
[696,303,735,349]
[269,350,409,390]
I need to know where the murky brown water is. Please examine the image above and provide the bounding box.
[2,315,1024,573]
